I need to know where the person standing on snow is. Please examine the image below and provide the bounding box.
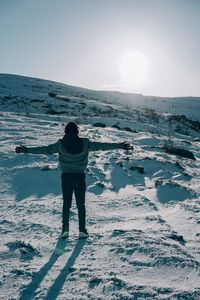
[15,122,132,239]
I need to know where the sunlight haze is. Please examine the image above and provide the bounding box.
[119,51,149,89]
[0,0,200,97]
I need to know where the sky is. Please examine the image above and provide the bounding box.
[0,0,200,97]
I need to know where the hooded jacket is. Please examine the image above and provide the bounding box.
[23,137,125,173]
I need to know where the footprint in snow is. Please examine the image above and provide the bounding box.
[6,240,40,261]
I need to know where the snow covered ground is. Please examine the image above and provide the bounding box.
[0,74,200,299]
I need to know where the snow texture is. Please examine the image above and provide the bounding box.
[0,74,200,299]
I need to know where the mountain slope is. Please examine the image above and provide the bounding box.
[0,74,200,299]
[1,73,200,120]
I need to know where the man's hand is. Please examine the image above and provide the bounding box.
[122,142,133,151]
[15,145,28,153]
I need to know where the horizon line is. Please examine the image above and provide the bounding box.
[0,72,200,99]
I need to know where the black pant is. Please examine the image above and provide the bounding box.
[61,173,86,232]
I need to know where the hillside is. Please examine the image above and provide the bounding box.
[0,74,200,139]
[0,74,200,299]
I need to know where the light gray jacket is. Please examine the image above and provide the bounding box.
[24,138,125,173]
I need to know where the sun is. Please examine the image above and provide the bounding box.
[119,51,149,89]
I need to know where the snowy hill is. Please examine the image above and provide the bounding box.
[0,74,200,139]
[0,74,200,299]
[1,74,200,120]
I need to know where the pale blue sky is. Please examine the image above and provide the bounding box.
[0,0,200,97]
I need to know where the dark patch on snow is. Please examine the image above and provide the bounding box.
[10,268,33,277]
[48,92,57,98]
[89,277,103,288]
[123,127,137,133]
[168,233,186,245]
[111,229,127,237]
[157,182,195,203]
[129,165,145,173]
[93,122,107,128]
[112,124,121,130]
[165,147,196,160]
[6,240,40,261]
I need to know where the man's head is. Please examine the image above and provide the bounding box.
[65,122,79,135]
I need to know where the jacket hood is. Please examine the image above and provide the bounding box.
[61,133,83,154]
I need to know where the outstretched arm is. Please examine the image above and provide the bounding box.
[88,141,132,152]
[15,142,59,155]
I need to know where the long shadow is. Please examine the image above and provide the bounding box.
[45,239,86,300]
[19,238,68,300]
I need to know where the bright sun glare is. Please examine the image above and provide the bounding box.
[119,51,149,89]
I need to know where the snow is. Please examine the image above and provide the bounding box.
[0,74,200,299]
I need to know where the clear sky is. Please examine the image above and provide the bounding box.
[0,0,200,97]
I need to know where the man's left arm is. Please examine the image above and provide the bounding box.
[88,140,132,152]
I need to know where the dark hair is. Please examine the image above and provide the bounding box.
[65,122,79,135]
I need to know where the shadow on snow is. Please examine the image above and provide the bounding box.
[11,168,61,201]
[19,238,86,300]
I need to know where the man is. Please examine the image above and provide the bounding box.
[15,122,131,238]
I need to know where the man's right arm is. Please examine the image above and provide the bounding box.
[15,141,59,155]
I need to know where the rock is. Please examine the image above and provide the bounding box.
[89,277,103,288]
[41,165,51,171]
[56,95,71,102]
[111,229,126,237]
[181,140,192,145]
[112,124,121,130]
[168,233,186,245]
[93,122,106,128]
[96,182,105,188]
[130,165,144,173]
[165,147,196,160]
[123,127,137,133]
[155,180,164,187]
[123,127,133,132]
[175,161,184,169]
[116,160,123,167]
[48,92,57,98]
